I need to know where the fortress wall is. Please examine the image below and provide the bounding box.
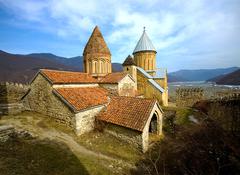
[194,94,240,136]
[0,82,29,103]
[176,88,204,107]
[214,90,240,99]
[0,82,29,115]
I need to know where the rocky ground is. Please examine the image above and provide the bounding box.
[0,111,140,175]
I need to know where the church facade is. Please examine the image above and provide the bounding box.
[25,26,168,152]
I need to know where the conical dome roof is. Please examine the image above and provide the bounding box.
[133,28,156,54]
[122,55,136,66]
[83,26,111,55]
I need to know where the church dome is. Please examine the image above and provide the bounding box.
[133,28,156,54]
[83,26,111,56]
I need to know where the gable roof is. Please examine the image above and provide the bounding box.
[40,69,97,84]
[137,67,164,93]
[122,55,136,66]
[53,87,108,112]
[99,72,133,84]
[133,29,156,54]
[148,79,164,93]
[137,67,152,79]
[83,26,111,56]
[97,96,157,131]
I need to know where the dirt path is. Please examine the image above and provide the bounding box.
[0,113,133,170]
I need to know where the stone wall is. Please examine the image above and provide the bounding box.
[75,105,105,135]
[214,90,240,99]
[26,74,75,127]
[0,125,14,142]
[0,82,29,115]
[99,76,136,97]
[98,121,142,149]
[134,51,156,71]
[176,88,204,107]
[194,94,240,136]
[118,76,136,97]
[99,84,118,96]
[137,71,164,105]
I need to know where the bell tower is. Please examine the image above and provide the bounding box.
[83,26,111,77]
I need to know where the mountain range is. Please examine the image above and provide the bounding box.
[0,50,122,83]
[207,69,240,85]
[0,50,239,85]
[168,67,239,83]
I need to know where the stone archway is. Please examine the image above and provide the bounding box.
[142,104,163,153]
[149,113,158,133]
[148,111,161,146]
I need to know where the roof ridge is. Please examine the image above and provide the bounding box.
[112,96,156,101]
[40,69,89,74]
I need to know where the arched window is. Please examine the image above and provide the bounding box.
[108,62,111,73]
[95,61,98,73]
[145,58,148,70]
[148,59,151,70]
[89,62,92,73]
[100,60,104,73]
[106,62,109,73]
[92,61,97,73]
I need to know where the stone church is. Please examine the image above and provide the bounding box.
[25,26,168,152]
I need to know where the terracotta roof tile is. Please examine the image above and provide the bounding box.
[53,87,108,111]
[97,96,156,131]
[40,69,97,84]
[99,72,128,84]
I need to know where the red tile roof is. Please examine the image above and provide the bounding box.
[97,96,157,131]
[99,72,129,84]
[53,87,108,111]
[40,69,97,84]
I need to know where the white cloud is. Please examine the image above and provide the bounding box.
[0,0,239,70]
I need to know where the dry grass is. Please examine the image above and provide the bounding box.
[0,137,89,175]
[77,131,141,163]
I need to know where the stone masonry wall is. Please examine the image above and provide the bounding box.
[26,74,75,127]
[118,76,136,97]
[99,84,118,96]
[99,122,142,149]
[75,105,105,135]
[0,82,29,115]
[0,125,14,142]
[176,88,204,107]
[137,71,163,105]
[194,94,240,136]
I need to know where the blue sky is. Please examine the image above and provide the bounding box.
[0,0,239,72]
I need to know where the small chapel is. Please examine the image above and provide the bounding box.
[25,26,168,152]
